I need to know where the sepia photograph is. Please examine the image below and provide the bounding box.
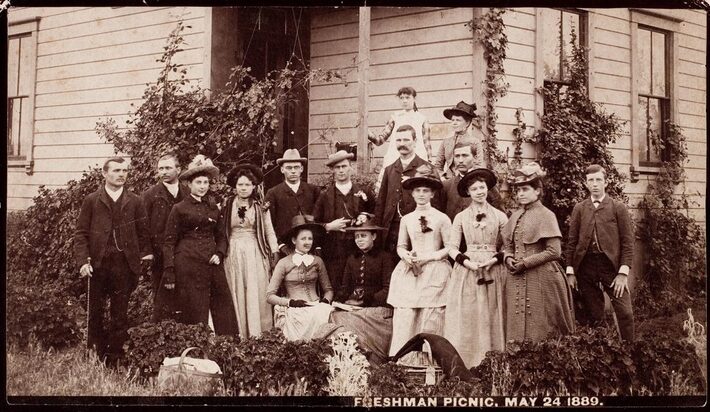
[3,1,707,408]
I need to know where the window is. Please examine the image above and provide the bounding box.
[636,26,670,165]
[629,9,681,180]
[541,9,587,88]
[7,17,40,173]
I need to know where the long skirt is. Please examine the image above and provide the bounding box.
[443,261,506,368]
[274,302,334,341]
[224,231,272,337]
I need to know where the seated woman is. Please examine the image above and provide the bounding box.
[387,164,452,363]
[266,215,334,341]
[502,162,575,343]
[443,168,508,368]
[317,219,396,365]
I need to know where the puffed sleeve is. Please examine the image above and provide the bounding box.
[396,215,410,252]
[266,258,291,307]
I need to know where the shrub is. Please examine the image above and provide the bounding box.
[527,28,626,237]
[123,319,214,378]
[325,332,370,396]
[6,271,85,350]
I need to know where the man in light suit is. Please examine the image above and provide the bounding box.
[564,164,635,341]
[433,101,484,180]
[375,125,441,253]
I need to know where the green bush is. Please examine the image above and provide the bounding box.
[527,29,626,237]
[6,271,85,349]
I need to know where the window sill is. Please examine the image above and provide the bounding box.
[8,158,34,175]
[630,164,662,182]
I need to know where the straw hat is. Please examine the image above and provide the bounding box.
[179,154,219,181]
[511,162,546,186]
[325,150,355,167]
[276,148,307,166]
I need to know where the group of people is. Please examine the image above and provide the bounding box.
[74,88,635,371]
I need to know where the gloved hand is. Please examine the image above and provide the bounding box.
[289,299,308,308]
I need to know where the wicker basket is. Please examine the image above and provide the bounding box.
[398,341,444,386]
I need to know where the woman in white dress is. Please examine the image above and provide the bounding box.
[223,164,280,338]
[387,164,452,359]
[266,215,334,341]
[368,87,432,191]
[443,168,508,368]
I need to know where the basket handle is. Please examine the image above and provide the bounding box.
[178,347,201,371]
[422,340,433,365]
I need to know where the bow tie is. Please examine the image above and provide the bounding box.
[292,253,314,266]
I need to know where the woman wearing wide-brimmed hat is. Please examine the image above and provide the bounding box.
[162,155,238,335]
[386,164,452,363]
[222,163,280,338]
[501,162,575,342]
[434,101,485,180]
[266,214,334,341]
[443,168,508,368]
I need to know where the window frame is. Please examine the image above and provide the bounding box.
[629,10,681,181]
[541,8,589,88]
[7,17,40,174]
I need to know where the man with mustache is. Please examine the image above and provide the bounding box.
[374,125,442,253]
[141,153,188,321]
[74,157,152,366]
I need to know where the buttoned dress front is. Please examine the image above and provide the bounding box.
[443,203,508,368]
[501,200,575,343]
[266,255,334,341]
[387,205,452,356]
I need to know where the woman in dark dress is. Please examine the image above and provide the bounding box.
[163,155,238,335]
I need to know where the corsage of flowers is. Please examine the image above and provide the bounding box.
[419,216,433,233]
[354,190,368,202]
[473,212,487,229]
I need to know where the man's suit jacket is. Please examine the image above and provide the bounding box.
[441,173,472,221]
[433,129,484,179]
[141,182,188,260]
[313,181,376,225]
[264,180,321,242]
[74,187,151,275]
[374,155,442,245]
[564,195,634,273]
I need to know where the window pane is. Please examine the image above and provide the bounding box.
[637,97,649,161]
[8,37,20,96]
[561,11,580,80]
[18,36,34,96]
[648,98,662,163]
[9,98,22,156]
[542,8,562,81]
[652,31,667,97]
[637,28,651,95]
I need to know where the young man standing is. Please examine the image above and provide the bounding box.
[74,157,152,365]
[264,148,321,253]
[141,153,188,322]
[375,125,441,253]
[565,164,635,341]
[313,150,375,293]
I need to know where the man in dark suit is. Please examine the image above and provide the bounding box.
[565,164,635,341]
[74,157,152,364]
[264,148,321,253]
[375,125,441,252]
[313,150,375,293]
[141,153,188,322]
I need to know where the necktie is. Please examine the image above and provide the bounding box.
[591,200,602,252]
[292,253,314,266]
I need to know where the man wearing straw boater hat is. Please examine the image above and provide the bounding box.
[264,148,321,254]
[74,157,153,366]
[434,101,485,180]
[375,124,442,253]
[313,149,376,293]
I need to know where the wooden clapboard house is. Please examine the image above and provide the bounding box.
[7,6,706,238]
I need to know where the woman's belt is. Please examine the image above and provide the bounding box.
[466,244,496,251]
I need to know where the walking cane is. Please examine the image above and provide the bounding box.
[85,257,93,352]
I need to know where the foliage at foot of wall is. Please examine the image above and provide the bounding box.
[527,29,626,236]
[637,122,706,303]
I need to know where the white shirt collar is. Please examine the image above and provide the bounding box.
[335,181,353,195]
[105,185,124,202]
[162,181,180,198]
[292,251,314,266]
[190,194,203,202]
[400,154,415,168]
[591,193,606,205]
[285,180,301,193]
